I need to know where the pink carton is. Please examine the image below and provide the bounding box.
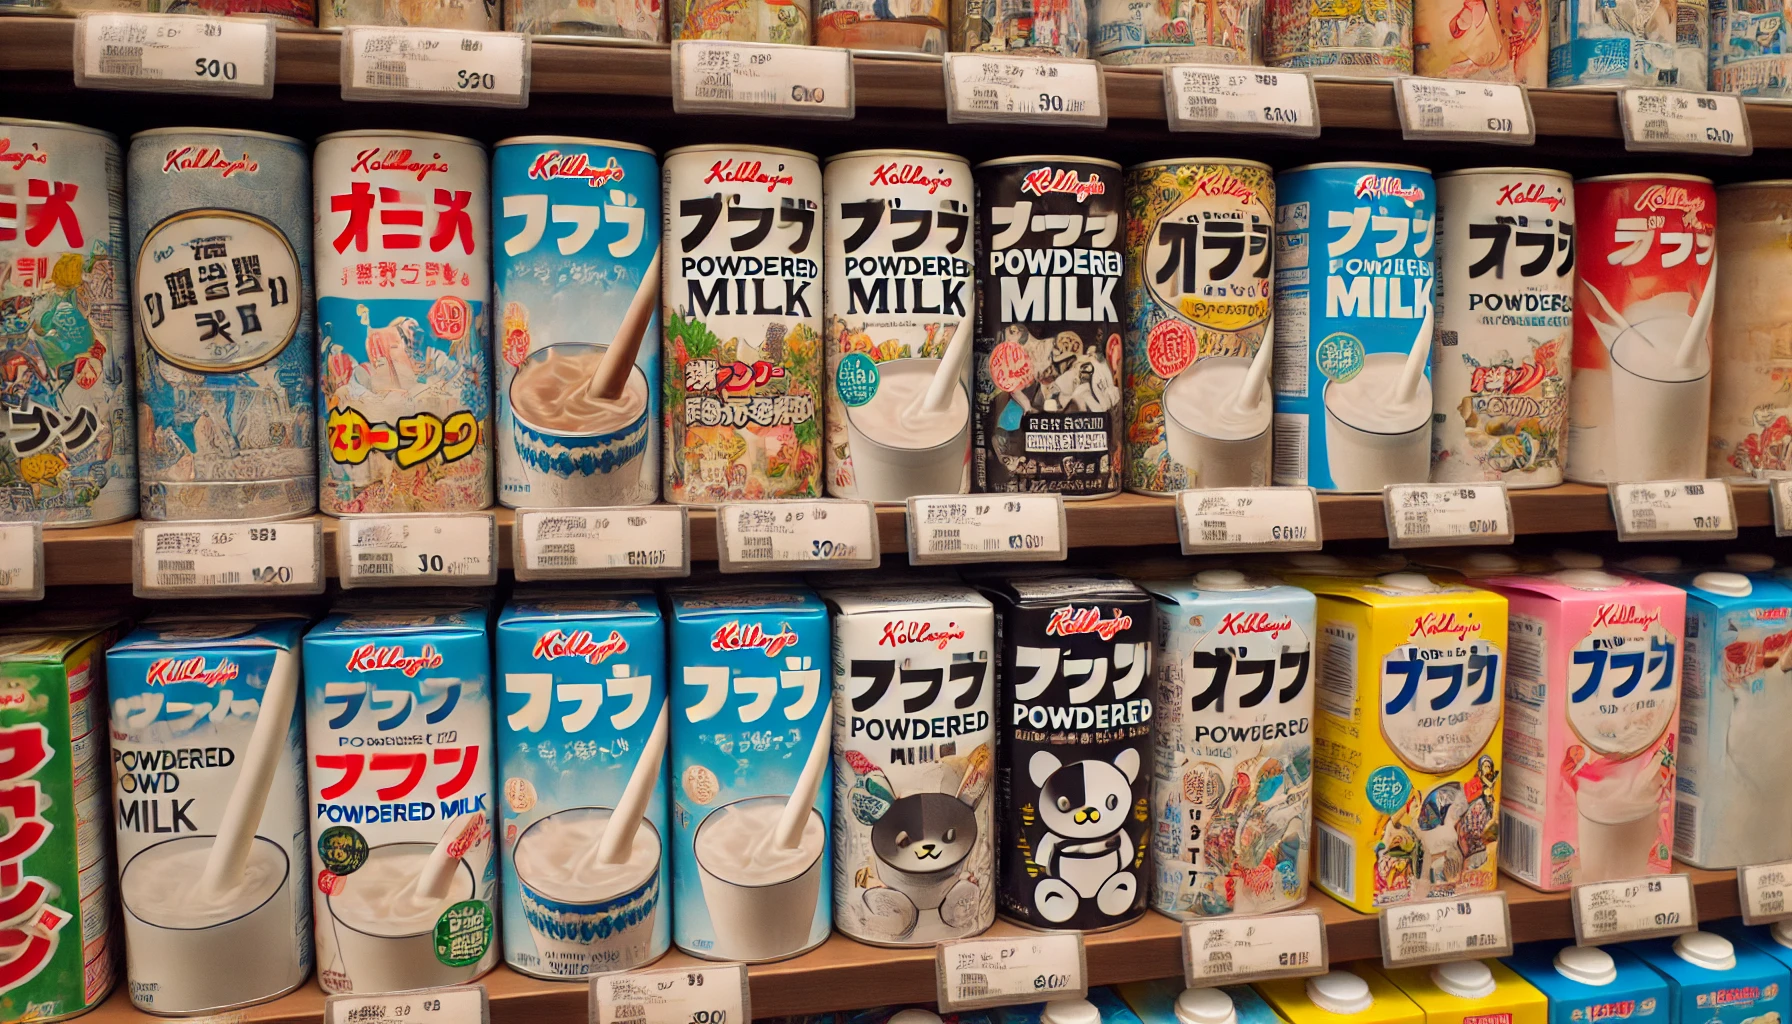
[1480,569,1685,892]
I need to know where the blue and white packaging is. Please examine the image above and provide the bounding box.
[496,589,669,979]
[1503,941,1668,1024]
[301,603,498,994]
[1272,162,1437,493]
[994,988,1145,1024]
[1118,978,1289,1024]
[668,585,832,962]
[1714,920,1792,977]
[1631,931,1790,1024]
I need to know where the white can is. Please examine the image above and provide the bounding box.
[823,151,974,503]
[1709,182,1792,480]
[1431,168,1575,488]
[818,584,996,946]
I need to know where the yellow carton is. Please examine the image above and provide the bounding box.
[1257,968,1424,1024]
[1367,960,1547,1024]
[1283,571,1507,913]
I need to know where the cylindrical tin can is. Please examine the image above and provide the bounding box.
[507,0,664,39]
[818,0,947,51]
[1091,0,1259,64]
[312,131,493,514]
[1271,162,1437,493]
[978,574,1153,932]
[952,0,1088,55]
[1,0,312,15]
[824,150,974,503]
[1712,0,1792,96]
[1122,159,1275,495]
[1430,167,1574,488]
[493,138,660,509]
[0,118,136,528]
[1266,0,1412,75]
[670,0,810,41]
[972,157,1124,498]
[1566,173,1716,484]
[1414,0,1544,82]
[820,584,996,946]
[661,145,824,505]
[1709,182,1792,480]
[129,129,316,522]
[1547,0,1707,87]
[320,0,495,28]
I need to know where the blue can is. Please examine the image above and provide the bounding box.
[1547,0,1708,89]
[492,138,660,510]
[496,588,671,979]
[1271,162,1436,494]
[667,585,832,962]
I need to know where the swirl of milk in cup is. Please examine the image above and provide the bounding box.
[331,845,473,936]
[127,837,286,927]
[697,800,826,885]
[513,346,649,434]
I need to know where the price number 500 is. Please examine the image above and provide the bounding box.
[194,57,238,79]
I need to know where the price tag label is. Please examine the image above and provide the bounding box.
[671,40,854,119]
[1383,483,1514,548]
[74,12,274,99]
[135,519,325,598]
[1610,480,1737,541]
[593,964,749,1024]
[512,506,690,580]
[716,499,880,572]
[1379,891,1512,968]
[1572,874,1697,945]
[1395,78,1535,144]
[0,523,43,603]
[943,53,1107,129]
[1740,862,1792,925]
[936,933,1088,1013]
[1183,908,1328,988]
[1163,65,1320,137]
[340,26,530,107]
[1620,89,1752,155]
[1177,486,1322,553]
[337,512,496,588]
[906,493,1066,565]
[1770,479,1792,537]
[326,984,486,1024]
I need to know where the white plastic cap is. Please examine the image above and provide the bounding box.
[1727,553,1775,572]
[1306,971,1373,1015]
[1554,945,1617,986]
[1466,553,1520,572]
[1555,569,1624,589]
[1176,987,1238,1024]
[1773,920,1792,950]
[889,1012,944,1024]
[1041,1000,1102,1024]
[1196,570,1257,592]
[1694,571,1754,598]
[1430,960,1496,999]
[1673,932,1737,971]
[1377,572,1439,594]
[1553,550,1605,570]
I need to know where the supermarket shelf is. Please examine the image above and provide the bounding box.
[70,866,1745,1024]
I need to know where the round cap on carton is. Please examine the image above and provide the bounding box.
[1430,960,1496,999]
[1377,572,1439,594]
[1176,988,1238,1024]
[1042,1000,1102,1024]
[1196,570,1256,592]
[890,1012,944,1024]
[1307,972,1373,1015]
[1556,569,1624,589]
[1727,553,1775,573]
[1466,553,1519,572]
[1554,550,1605,570]
[1554,946,1617,986]
[1673,932,1736,971]
[1773,920,1792,950]
[1695,571,1753,598]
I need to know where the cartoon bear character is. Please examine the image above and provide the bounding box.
[1029,747,1140,923]
[864,792,982,940]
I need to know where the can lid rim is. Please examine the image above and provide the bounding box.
[1577,172,1714,185]
[975,155,1124,171]
[1435,167,1572,179]
[665,143,817,160]
[1128,158,1273,173]
[1281,161,1429,174]
[0,117,119,143]
[316,129,485,148]
[826,149,967,165]
[496,136,656,155]
[132,126,303,146]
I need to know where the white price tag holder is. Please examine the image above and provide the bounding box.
[1183,908,1328,988]
[906,493,1066,565]
[1620,89,1752,155]
[1572,873,1697,945]
[1383,483,1514,548]
[716,499,879,573]
[672,40,854,119]
[1163,65,1320,137]
[943,53,1107,129]
[336,511,497,589]
[1379,891,1512,969]
[1394,78,1535,144]
[0,523,43,603]
[340,26,530,107]
[134,518,324,599]
[1740,861,1792,925]
[591,963,750,1024]
[74,12,274,99]
[326,984,487,1024]
[1610,480,1737,541]
[936,932,1088,1013]
[1177,486,1323,554]
[512,506,690,581]
[1770,479,1792,537]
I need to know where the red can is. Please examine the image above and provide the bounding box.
[1566,173,1717,484]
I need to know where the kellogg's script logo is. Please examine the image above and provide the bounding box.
[1408,612,1481,641]
[1697,989,1761,1008]
[1218,612,1295,639]
[345,643,444,677]
[1634,183,1707,219]
[527,151,626,188]
[879,620,967,649]
[1189,168,1259,204]
[1581,1002,1636,1021]
[1045,606,1133,640]
[0,138,49,171]
[162,147,259,178]
[703,159,794,192]
[710,621,800,657]
[868,162,953,194]
[1020,167,1106,203]
[532,629,629,664]
[350,148,451,181]
[1496,181,1563,211]
[1590,603,1662,630]
[145,657,240,686]
[1352,174,1425,203]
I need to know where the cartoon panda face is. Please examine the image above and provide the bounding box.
[1030,748,1139,840]
[871,792,977,874]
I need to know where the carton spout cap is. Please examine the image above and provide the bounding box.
[1377,572,1439,594]
[1431,960,1496,1000]
[1554,945,1617,986]
[1176,988,1238,1024]
[1041,1000,1102,1024]
[889,1013,944,1024]
[1727,553,1775,573]
[1465,552,1519,572]
[1555,569,1624,589]
[1195,569,1257,592]
[1694,571,1753,597]
[1306,972,1373,1015]
[1773,920,1792,950]
[1674,932,1736,971]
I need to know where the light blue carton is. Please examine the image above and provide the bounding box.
[1630,931,1790,1024]
[1504,941,1668,1024]
[993,987,1145,1024]
[496,589,670,979]
[1713,920,1792,978]
[1119,978,1288,1024]
[667,585,831,962]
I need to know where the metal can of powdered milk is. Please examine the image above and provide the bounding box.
[1709,182,1792,480]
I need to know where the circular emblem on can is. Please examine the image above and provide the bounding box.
[134,209,302,373]
[430,295,472,343]
[988,339,1034,393]
[1146,319,1197,379]
[433,899,493,967]
[836,352,880,407]
[317,825,369,875]
[1315,332,1366,383]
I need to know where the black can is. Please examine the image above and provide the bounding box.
[973,157,1126,497]
[979,574,1153,931]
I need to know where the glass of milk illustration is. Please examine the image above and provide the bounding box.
[509,342,654,507]
[325,840,480,993]
[1323,351,1434,492]
[842,357,972,501]
[513,810,662,973]
[1573,767,1667,879]
[693,794,827,961]
[1581,280,1715,482]
[1163,354,1274,489]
